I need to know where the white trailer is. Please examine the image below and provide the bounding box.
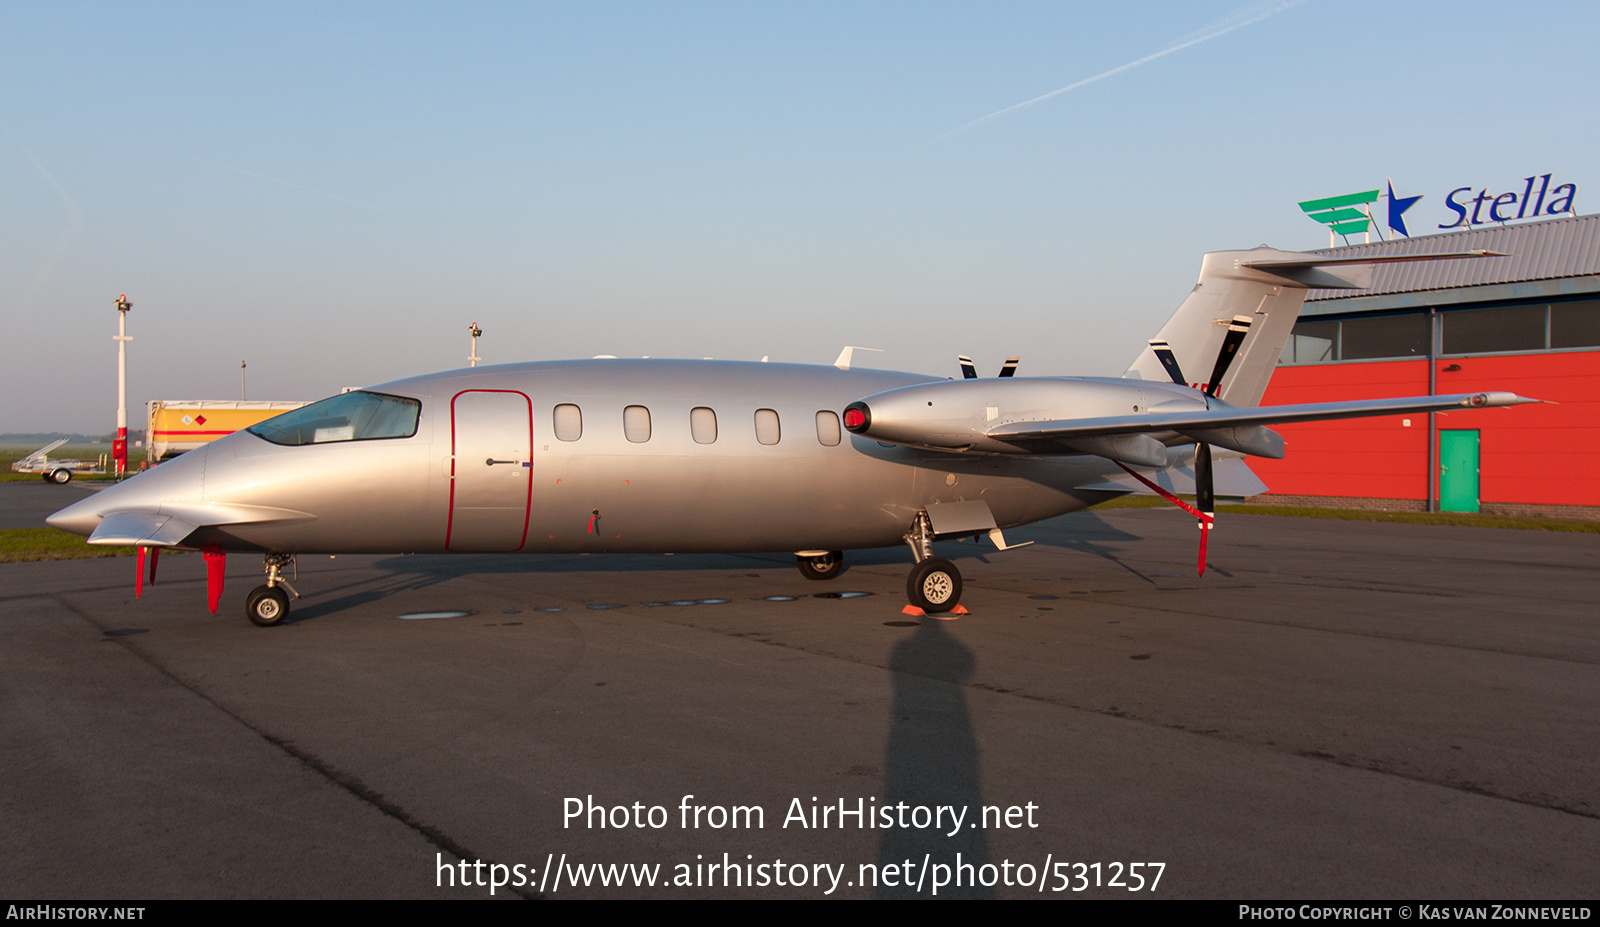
[10,440,110,484]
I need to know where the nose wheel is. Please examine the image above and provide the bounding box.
[906,557,962,613]
[246,552,300,627]
[246,586,290,626]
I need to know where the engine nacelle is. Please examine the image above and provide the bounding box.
[843,377,1208,461]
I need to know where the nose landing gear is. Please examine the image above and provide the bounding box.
[903,511,963,614]
[246,552,300,627]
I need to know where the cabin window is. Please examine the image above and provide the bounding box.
[624,405,652,443]
[247,391,420,446]
[815,410,841,446]
[553,404,582,442]
[754,409,781,445]
[691,407,717,444]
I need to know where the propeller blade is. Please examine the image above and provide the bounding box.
[998,356,1020,377]
[1194,442,1215,576]
[1204,316,1254,398]
[958,355,978,379]
[1113,461,1217,577]
[1149,340,1186,385]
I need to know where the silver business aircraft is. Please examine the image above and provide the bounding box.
[49,245,1535,625]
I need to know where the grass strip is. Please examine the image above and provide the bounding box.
[1094,495,1600,532]
[0,528,136,562]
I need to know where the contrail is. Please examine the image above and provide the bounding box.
[2,118,84,307]
[940,0,1310,140]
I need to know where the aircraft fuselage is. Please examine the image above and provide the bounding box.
[59,359,1141,558]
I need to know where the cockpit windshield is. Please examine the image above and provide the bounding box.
[247,391,421,446]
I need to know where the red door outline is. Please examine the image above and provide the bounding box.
[445,389,533,551]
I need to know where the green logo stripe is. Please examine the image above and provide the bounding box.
[1309,207,1370,224]
[1298,190,1381,213]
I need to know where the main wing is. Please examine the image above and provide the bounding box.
[985,391,1536,459]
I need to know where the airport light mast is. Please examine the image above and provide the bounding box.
[468,322,482,367]
[113,295,132,476]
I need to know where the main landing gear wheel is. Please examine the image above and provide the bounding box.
[907,557,962,613]
[47,468,72,484]
[246,585,290,627]
[796,550,844,581]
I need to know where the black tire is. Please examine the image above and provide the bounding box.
[49,469,72,484]
[906,557,961,613]
[796,551,844,581]
[246,585,291,627]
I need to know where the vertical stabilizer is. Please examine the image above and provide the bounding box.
[1124,246,1498,408]
[1122,248,1322,408]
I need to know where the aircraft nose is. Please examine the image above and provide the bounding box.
[46,445,210,538]
[45,495,104,536]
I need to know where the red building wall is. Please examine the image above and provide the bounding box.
[1251,351,1600,507]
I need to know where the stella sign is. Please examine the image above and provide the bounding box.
[1299,174,1578,240]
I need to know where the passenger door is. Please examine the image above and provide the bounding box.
[447,390,533,551]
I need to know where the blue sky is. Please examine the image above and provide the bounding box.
[3,1,1593,432]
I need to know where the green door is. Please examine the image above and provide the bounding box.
[1439,430,1480,513]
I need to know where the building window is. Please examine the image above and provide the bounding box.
[553,403,582,442]
[623,405,652,443]
[754,409,781,445]
[1551,300,1600,349]
[691,407,717,444]
[1442,305,1545,355]
[1282,314,1429,364]
[1283,296,1600,365]
[815,410,841,446]
[1281,321,1337,364]
[1340,313,1429,359]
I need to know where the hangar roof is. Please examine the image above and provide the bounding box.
[1304,212,1600,315]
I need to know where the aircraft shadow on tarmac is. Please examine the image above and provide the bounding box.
[280,510,1158,622]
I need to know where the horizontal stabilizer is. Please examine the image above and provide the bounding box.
[1240,249,1505,269]
[1238,250,1506,289]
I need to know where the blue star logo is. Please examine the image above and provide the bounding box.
[1387,180,1423,237]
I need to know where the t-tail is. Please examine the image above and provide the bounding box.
[1123,247,1503,408]
[1121,244,1506,575]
